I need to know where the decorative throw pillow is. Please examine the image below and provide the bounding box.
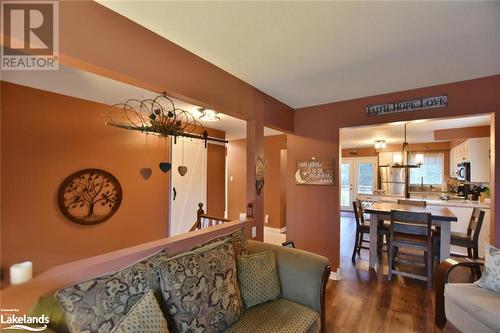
[237,251,281,308]
[192,228,247,255]
[56,248,168,333]
[111,290,169,333]
[476,243,500,293]
[159,240,244,333]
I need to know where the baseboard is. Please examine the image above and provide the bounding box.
[264,226,286,234]
[329,267,342,281]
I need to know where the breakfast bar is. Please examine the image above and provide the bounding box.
[364,202,458,271]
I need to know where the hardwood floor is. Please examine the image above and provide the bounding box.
[324,212,469,332]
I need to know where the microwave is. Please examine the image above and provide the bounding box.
[457,162,470,181]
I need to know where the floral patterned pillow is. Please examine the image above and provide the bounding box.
[191,228,247,256]
[476,243,500,293]
[56,249,168,333]
[159,240,244,333]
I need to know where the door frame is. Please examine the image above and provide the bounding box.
[340,156,378,211]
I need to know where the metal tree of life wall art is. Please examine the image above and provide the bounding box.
[58,169,122,225]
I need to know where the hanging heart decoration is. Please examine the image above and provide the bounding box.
[159,162,172,173]
[139,168,152,180]
[178,166,188,176]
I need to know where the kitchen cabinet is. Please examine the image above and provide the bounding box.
[449,138,490,182]
[468,137,490,183]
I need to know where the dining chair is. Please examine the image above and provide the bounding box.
[388,210,433,288]
[450,208,485,259]
[397,199,427,207]
[351,199,390,263]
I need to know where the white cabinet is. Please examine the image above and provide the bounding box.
[449,138,490,182]
[468,137,490,183]
[450,147,457,178]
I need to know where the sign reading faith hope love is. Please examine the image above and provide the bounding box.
[366,95,447,115]
[295,160,334,185]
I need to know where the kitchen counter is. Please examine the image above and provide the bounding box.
[358,193,490,209]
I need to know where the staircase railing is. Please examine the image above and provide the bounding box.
[189,203,231,231]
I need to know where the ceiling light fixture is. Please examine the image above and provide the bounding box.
[391,123,422,168]
[199,108,220,122]
[374,140,386,149]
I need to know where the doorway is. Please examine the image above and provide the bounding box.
[340,157,378,210]
[170,137,207,236]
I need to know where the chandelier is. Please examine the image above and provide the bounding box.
[107,93,227,146]
[392,123,423,168]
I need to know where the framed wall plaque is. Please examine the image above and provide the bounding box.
[295,160,334,185]
[58,168,122,225]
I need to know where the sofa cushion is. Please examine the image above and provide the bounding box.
[445,283,500,332]
[192,228,247,255]
[476,243,500,293]
[237,251,281,308]
[159,240,243,333]
[225,298,320,333]
[55,249,168,333]
[29,293,69,333]
[111,290,169,333]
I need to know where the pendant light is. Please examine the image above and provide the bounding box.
[392,123,422,168]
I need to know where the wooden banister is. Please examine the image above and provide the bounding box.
[190,203,231,232]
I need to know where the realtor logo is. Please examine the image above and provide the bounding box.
[1,0,59,70]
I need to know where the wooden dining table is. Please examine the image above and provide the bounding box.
[364,202,458,271]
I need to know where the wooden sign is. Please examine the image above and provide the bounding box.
[295,160,334,185]
[366,95,447,115]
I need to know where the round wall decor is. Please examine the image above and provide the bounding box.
[58,168,122,225]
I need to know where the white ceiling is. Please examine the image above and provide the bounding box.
[98,1,500,108]
[1,65,281,140]
[341,115,491,149]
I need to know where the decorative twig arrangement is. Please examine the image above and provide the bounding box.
[107,93,226,146]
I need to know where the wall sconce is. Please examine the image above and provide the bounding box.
[199,108,220,122]
[393,152,403,165]
[415,153,424,166]
[374,140,386,149]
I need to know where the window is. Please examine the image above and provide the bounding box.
[409,152,444,185]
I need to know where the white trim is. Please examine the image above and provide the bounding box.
[264,226,286,234]
[329,267,342,281]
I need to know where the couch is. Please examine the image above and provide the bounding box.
[30,238,330,333]
[435,257,500,333]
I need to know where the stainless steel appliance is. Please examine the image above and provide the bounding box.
[457,162,470,182]
[379,166,406,196]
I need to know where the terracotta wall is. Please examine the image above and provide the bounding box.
[206,143,226,217]
[227,139,247,220]
[227,135,287,229]
[287,75,500,269]
[0,82,170,275]
[264,135,287,229]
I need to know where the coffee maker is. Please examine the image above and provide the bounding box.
[457,183,471,199]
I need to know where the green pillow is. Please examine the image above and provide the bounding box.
[111,290,169,333]
[29,293,68,333]
[237,251,281,308]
